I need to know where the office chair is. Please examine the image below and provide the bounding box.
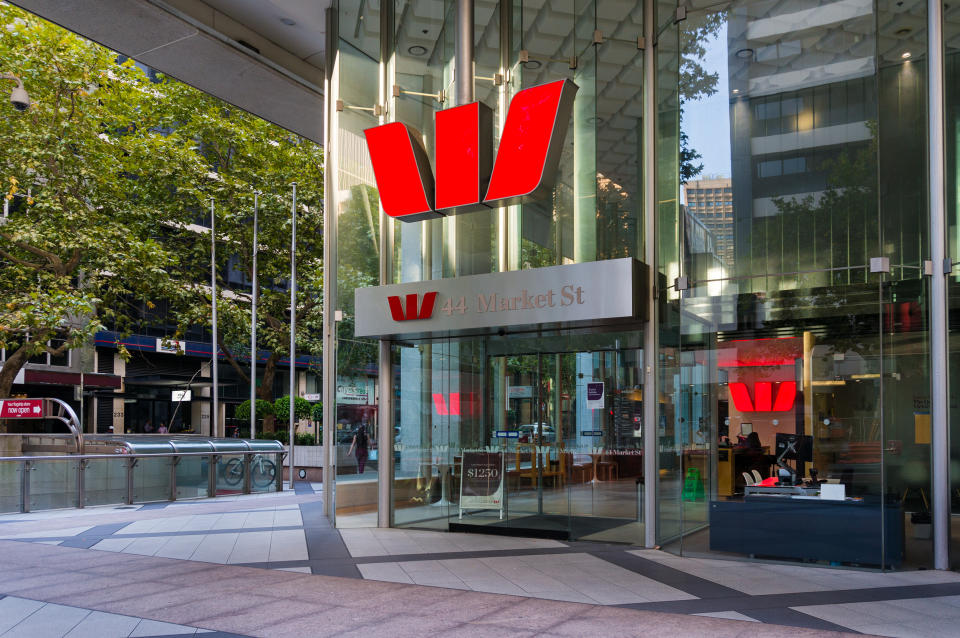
[742,472,754,486]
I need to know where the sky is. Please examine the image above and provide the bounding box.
[680,21,732,184]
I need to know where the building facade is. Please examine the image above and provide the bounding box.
[322,0,960,571]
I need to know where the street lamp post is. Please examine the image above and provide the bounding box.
[289,183,297,489]
[250,192,259,440]
[210,198,219,438]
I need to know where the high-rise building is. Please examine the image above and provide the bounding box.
[683,178,735,267]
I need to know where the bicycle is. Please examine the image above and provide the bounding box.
[222,454,277,489]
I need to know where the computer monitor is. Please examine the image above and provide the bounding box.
[775,433,813,462]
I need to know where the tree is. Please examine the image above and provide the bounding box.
[152,76,324,408]
[0,4,325,403]
[0,5,198,397]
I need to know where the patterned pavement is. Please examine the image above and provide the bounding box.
[0,484,958,636]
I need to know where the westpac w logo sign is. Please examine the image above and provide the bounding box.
[364,80,578,221]
[387,292,438,321]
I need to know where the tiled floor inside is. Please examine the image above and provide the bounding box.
[2,484,960,636]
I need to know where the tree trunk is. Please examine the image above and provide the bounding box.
[0,343,31,399]
[257,352,280,403]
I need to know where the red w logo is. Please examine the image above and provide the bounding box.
[729,381,797,412]
[364,79,578,221]
[387,292,438,321]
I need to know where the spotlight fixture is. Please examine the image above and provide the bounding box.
[732,88,740,95]
[407,45,428,56]
[901,51,912,60]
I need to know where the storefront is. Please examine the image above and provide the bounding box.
[322,0,959,570]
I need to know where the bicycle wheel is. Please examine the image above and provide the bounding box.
[222,457,244,486]
[252,458,277,488]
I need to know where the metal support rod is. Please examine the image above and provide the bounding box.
[289,183,298,490]
[641,0,658,549]
[77,459,85,509]
[21,460,30,513]
[251,192,259,440]
[126,457,136,505]
[169,456,179,501]
[455,0,474,106]
[210,199,219,438]
[207,455,218,497]
[928,0,950,571]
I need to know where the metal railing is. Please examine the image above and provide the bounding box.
[0,450,285,514]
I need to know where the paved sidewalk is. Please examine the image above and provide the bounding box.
[1,485,958,636]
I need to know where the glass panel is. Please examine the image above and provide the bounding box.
[251,453,281,493]
[176,455,210,499]
[132,456,171,503]
[661,0,929,569]
[30,459,77,511]
[945,0,960,570]
[215,454,243,496]
[84,458,128,507]
[0,462,21,513]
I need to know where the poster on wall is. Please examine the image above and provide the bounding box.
[586,382,604,409]
[459,451,504,520]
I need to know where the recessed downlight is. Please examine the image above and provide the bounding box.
[408,45,428,56]
[279,17,296,26]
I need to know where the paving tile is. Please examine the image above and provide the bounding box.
[693,610,759,623]
[190,598,327,633]
[3,601,90,638]
[63,610,142,638]
[268,529,308,562]
[129,618,200,636]
[0,596,46,633]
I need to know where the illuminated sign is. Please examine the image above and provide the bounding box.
[729,381,797,412]
[364,79,578,221]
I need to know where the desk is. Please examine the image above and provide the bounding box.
[709,497,903,567]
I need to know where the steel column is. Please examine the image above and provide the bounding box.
[455,0,475,106]
[211,199,219,437]
[642,0,658,549]
[377,0,396,528]
[928,0,950,571]
[322,6,339,520]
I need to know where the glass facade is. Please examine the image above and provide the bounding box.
[324,0,955,570]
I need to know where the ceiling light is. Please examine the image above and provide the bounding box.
[522,60,542,70]
[732,89,740,95]
[901,51,912,59]
[279,17,296,26]
[735,48,754,59]
[407,45,428,56]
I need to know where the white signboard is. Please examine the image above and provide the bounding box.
[459,451,504,519]
[337,377,375,405]
[303,393,321,402]
[172,390,192,402]
[355,258,647,338]
[156,338,183,354]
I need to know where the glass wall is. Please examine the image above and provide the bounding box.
[659,0,931,568]
[327,0,943,569]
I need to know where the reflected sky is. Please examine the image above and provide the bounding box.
[682,20,731,185]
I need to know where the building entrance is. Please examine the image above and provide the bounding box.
[390,332,646,543]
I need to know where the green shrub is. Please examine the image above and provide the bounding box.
[274,396,312,422]
[235,398,275,422]
[256,430,288,444]
[311,401,323,423]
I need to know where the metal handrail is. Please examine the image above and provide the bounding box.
[4,449,287,513]
[0,451,286,462]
